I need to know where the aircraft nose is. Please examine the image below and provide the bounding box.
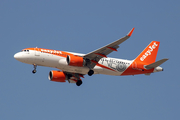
[14,53,22,60]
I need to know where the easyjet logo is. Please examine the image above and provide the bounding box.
[41,49,62,54]
[140,42,158,61]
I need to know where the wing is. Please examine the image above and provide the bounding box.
[83,28,135,69]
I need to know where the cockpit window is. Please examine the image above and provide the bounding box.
[22,49,29,52]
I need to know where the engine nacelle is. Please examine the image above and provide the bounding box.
[48,71,67,82]
[66,55,85,67]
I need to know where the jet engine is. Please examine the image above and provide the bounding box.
[48,70,67,82]
[66,55,86,67]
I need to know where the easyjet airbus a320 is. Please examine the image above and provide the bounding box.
[14,28,168,86]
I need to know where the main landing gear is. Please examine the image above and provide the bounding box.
[76,80,82,86]
[32,64,37,74]
[76,70,94,86]
[88,70,94,76]
[75,70,93,86]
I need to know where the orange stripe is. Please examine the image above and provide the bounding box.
[91,60,99,64]
[107,47,117,51]
[91,60,116,72]
[96,63,117,72]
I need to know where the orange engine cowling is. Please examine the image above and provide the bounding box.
[66,55,85,67]
[48,71,67,82]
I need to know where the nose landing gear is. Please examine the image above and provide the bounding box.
[32,64,37,74]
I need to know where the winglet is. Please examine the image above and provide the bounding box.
[127,28,135,36]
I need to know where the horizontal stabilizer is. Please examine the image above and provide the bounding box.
[145,58,169,69]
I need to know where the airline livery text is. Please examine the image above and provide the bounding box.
[140,42,158,61]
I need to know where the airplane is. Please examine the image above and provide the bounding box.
[14,28,168,86]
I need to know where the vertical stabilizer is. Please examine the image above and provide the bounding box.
[134,41,160,64]
[121,41,160,75]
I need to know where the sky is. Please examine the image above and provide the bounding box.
[0,0,179,120]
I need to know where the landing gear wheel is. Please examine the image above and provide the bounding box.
[32,70,36,74]
[76,80,82,86]
[32,64,37,74]
[88,70,94,76]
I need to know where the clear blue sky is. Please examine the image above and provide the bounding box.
[0,0,179,120]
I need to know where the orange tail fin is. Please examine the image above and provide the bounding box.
[121,41,160,76]
[134,41,160,64]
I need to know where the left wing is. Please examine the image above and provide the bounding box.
[83,28,135,69]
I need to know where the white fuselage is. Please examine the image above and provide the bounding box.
[14,49,133,76]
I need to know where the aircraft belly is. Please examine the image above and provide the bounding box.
[57,65,89,74]
[101,69,121,76]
